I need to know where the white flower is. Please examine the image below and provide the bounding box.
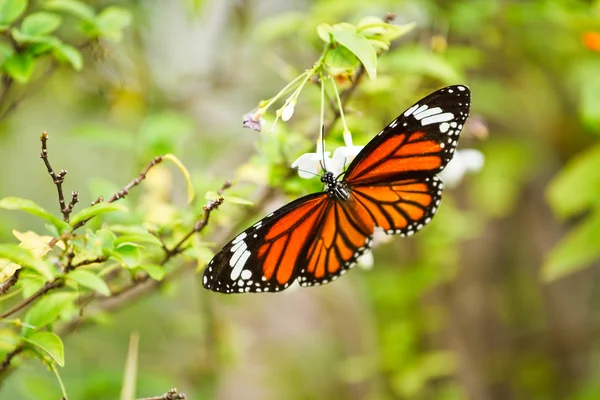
[356,250,374,270]
[329,145,364,176]
[279,99,296,122]
[439,149,485,188]
[291,152,332,178]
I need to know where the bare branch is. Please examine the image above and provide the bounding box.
[0,280,63,319]
[40,132,72,222]
[137,388,187,400]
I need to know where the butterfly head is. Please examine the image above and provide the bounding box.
[321,171,350,200]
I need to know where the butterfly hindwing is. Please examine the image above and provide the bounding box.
[350,176,443,236]
[344,85,471,186]
[298,200,374,287]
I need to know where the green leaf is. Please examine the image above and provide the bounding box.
[3,52,34,83]
[70,203,128,227]
[114,234,162,248]
[546,143,600,218]
[0,0,26,25]
[0,40,14,62]
[44,0,94,21]
[23,331,64,366]
[136,265,164,281]
[23,292,77,336]
[0,197,70,233]
[68,269,110,296]
[325,46,359,71]
[21,12,62,36]
[52,42,82,70]
[0,244,53,280]
[542,211,600,281]
[94,6,131,41]
[316,23,332,43]
[330,29,377,79]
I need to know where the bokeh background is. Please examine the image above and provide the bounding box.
[2,0,600,399]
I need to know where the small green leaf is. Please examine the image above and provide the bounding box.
[23,292,77,336]
[23,331,64,366]
[316,23,332,43]
[44,0,95,21]
[21,12,62,36]
[70,203,128,227]
[0,40,14,62]
[330,29,377,79]
[114,234,162,248]
[3,52,34,83]
[136,265,164,281]
[68,269,110,296]
[0,244,53,280]
[542,211,600,281]
[52,42,82,70]
[94,6,131,41]
[0,0,27,25]
[546,143,600,218]
[0,197,70,233]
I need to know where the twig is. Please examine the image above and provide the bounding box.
[0,280,63,319]
[163,180,232,260]
[71,156,164,231]
[137,388,187,400]
[0,345,24,374]
[106,156,164,203]
[0,269,20,295]
[40,132,71,222]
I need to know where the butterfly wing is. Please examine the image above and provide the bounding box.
[339,85,470,236]
[298,198,374,287]
[203,193,331,293]
[344,85,471,186]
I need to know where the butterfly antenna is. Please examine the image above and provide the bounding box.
[291,166,322,178]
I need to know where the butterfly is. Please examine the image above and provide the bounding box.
[203,85,471,293]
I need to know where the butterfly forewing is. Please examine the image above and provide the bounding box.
[344,85,471,185]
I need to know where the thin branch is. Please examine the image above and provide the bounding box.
[163,180,232,260]
[0,269,20,295]
[0,280,63,319]
[71,156,164,231]
[40,132,71,222]
[106,156,164,203]
[137,388,187,400]
[0,345,24,375]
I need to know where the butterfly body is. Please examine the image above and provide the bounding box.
[204,85,471,294]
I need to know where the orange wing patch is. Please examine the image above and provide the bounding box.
[351,176,443,236]
[346,131,444,185]
[300,201,373,287]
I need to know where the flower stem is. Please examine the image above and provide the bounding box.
[329,76,352,146]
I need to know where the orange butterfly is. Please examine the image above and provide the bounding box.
[204,85,471,293]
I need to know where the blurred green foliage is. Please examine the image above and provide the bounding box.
[0,0,598,399]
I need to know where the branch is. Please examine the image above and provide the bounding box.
[137,388,187,400]
[71,156,164,231]
[0,280,63,319]
[40,132,72,222]
[0,345,24,375]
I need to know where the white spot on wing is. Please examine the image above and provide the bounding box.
[421,112,454,126]
[439,122,450,133]
[404,104,419,117]
[229,249,251,280]
[232,232,247,245]
[241,269,252,280]
[413,107,443,120]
